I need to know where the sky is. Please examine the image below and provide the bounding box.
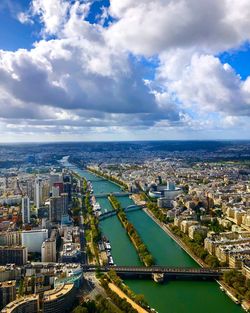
[0,0,250,142]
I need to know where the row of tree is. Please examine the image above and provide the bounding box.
[109,195,154,266]
[147,201,168,223]
[73,295,124,313]
[170,225,220,268]
[82,189,101,265]
[223,269,250,301]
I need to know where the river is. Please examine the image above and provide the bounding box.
[65,163,243,313]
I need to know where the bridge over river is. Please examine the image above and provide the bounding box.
[82,265,225,281]
[95,192,132,198]
[99,205,145,220]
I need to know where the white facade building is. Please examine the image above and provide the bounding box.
[21,229,48,253]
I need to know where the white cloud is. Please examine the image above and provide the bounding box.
[31,0,72,35]
[2,0,250,140]
[157,52,250,116]
[0,0,180,136]
[107,0,250,55]
[17,11,33,24]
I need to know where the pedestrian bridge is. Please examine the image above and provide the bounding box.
[98,205,144,220]
[82,265,224,280]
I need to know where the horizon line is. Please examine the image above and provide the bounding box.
[0,139,250,145]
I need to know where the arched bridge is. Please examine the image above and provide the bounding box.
[99,210,117,220]
[124,204,145,212]
[98,205,144,220]
[82,265,224,280]
[95,192,131,198]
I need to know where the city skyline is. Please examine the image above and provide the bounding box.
[0,141,250,312]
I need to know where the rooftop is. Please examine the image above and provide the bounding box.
[0,246,26,250]
[43,283,74,302]
[1,295,38,313]
[0,280,16,288]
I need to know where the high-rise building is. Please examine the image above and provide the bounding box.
[19,179,34,202]
[35,178,42,210]
[21,196,30,224]
[61,193,69,216]
[41,182,50,203]
[0,281,16,310]
[63,173,72,203]
[49,194,68,222]
[41,239,56,263]
[35,178,50,210]
[49,197,60,222]
[0,247,28,266]
[27,180,35,201]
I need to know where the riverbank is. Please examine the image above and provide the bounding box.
[142,207,248,311]
[217,280,240,304]
[143,208,206,267]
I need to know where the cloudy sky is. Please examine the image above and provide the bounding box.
[0,0,250,142]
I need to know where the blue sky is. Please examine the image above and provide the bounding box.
[0,0,111,50]
[0,0,34,50]
[0,0,250,142]
[219,43,250,80]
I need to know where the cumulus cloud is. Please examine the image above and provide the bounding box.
[157,51,250,117]
[1,0,181,134]
[1,0,250,140]
[0,38,161,114]
[107,0,250,55]
[32,0,75,36]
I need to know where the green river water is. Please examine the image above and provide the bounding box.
[71,166,244,313]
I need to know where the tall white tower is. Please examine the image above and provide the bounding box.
[35,177,42,210]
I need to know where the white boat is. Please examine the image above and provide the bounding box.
[93,202,101,211]
[109,256,114,265]
[105,242,111,250]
